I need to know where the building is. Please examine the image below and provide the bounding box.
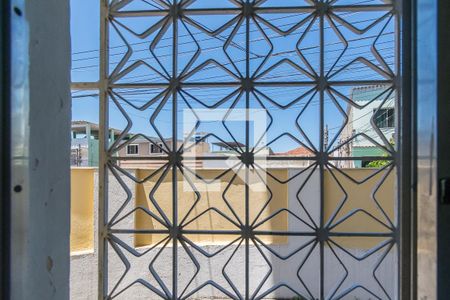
[71,121,121,166]
[211,141,246,154]
[117,137,211,169]
[340,85,396,168]
[270,146,315,168]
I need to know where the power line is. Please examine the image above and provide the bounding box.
[72,0,383,56]
[72,9,393,66]
[71,1,397,137]
[71,32,394,76]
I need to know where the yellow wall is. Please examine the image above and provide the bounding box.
[70,168,95,252]
[135,169,289,247]
[324,168,396,248]
[69,168,396,251]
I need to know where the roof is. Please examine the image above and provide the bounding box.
[71,120,123,134]
[351,85,394,103]
[275,146,313,156]
[212,141,246,148]
[127,137,182,144]
[72,120,97,127]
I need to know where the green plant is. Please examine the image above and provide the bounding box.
[365,138,395,168]
[366,159,390,168]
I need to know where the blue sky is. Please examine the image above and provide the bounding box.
[71,0,396,153]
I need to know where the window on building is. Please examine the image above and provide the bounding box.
[126,144,139,155]
[374,108,395,128]
[150,143,163,154]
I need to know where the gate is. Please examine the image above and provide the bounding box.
[98,0,405,299]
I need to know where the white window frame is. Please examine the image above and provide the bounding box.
[374,108,395,129]
[126,144,139,156]
[149,142,163,154]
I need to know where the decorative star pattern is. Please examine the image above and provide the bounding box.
[101,0,400,299]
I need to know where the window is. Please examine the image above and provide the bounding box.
[92,1,405,299]
[126,144,139,155]
[150,143,163,154]
[374,108,395,128]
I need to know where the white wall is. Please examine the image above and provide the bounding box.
[352,98,395,148]
[10,0,71,299]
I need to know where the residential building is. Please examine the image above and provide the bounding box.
[117,137,211,169]
[71,121,121,166]
[271,146,315,168]
[340,85,396,168]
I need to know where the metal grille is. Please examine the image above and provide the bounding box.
[99,0,401,299]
